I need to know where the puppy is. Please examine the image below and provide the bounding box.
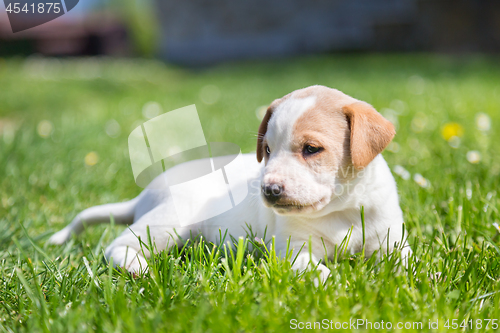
[49,85,410,282]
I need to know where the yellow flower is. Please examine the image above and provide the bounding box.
[441,122,464,141]
[84,152,99,166]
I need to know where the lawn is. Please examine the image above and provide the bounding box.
[1,54,500,332]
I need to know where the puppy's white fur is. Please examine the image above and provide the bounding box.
[49,86,410,281]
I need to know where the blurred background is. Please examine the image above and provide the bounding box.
[1,0,500,62]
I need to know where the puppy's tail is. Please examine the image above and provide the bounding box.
[47,197,138,245]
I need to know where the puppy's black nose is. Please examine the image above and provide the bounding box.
[262,183,284,203]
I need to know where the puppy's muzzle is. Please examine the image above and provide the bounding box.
[262,183,284,204]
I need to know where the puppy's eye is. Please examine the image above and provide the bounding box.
[266,146,271,154]
[304,145,322,155]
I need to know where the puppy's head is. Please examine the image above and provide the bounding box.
[257,85,395,216]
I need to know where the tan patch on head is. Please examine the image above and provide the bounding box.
[292,98,351,174]
[291,86,395,172]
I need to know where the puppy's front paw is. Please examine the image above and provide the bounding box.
[126,255,149,276]
[105,245,149,275]
[47,227,72,245]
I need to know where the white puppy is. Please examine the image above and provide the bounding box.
[49,85,410,281]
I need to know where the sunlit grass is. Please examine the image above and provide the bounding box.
[1,54,500,332]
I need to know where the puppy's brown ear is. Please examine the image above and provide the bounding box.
[256,106,273,163]
[343,102,395,169]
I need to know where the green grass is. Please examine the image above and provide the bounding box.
[1,54,500,332]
